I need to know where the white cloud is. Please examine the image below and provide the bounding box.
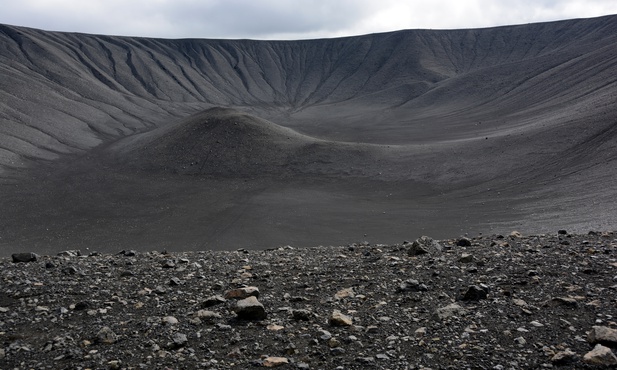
[0,0,616,39]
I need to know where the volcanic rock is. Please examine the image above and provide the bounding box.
[583,344,617,366]
[234,296,266,320]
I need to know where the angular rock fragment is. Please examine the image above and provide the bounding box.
[263,356,289,367]
[201,295,226,308]
[234,296,266,320]
[330,310,353,326]
[588,326,617,347]
[397,279,429,293]
[457,237,472,246]
[462,285,488,301]
[546,297,578,308]
[407,236,442,256]
[11,252,38,263]
[170,333,188,349]
[334,287,355,299]
[583,344,617,366]
[96,326,118,344]
[434,303,468,320]
[551,349,578,365]
[58,250,81,257]
[458,253,474,263]
[196,310,222,321]
[292,309,313,321]
[225,286,260,299]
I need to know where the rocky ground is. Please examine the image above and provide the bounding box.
[1,231,617,369]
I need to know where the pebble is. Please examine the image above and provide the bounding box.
[330,310,353,326]
[588,325,617,346]
[162,316,179,325]
[96,326,118,344]
[434,303,468,320]
[262,356,289,367]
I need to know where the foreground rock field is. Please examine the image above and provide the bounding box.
[1,231,617,369]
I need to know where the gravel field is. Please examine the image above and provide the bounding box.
[2,231,617,369]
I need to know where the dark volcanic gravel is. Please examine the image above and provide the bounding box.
[1,231,617,369]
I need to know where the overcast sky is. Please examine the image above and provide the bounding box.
[1,0,616,40]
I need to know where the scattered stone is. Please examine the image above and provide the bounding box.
[162,316,179,325]
[458,253,474,263]
[434,303,468,320]
[292,309,313,321]
[551,349,578,365]
[74,301,92,311]
[547,297,578,308]
[11,252,38,263]
[62,266,79,275]
[407,236,442,256]
[510,231,522,238]
[262,356,289,367]
[588,326,617,346]
[462,285,488,301]
[356,356,376,364]
[234,296,266,320]
[328,337,341,348]
[583,344,617,366]
[171,333,188,349]
[162,260,176,268]
[169,277,182,286]
[457,237,472,246]
[57,250,81,257]
[397,279,429,293]
[224,286,260,299]
[201,295,226,308]
[334,287,355,299]
[514,336,527,345]
[330,310,353,326]
[196,310,221,321]
[96,326,118,344]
